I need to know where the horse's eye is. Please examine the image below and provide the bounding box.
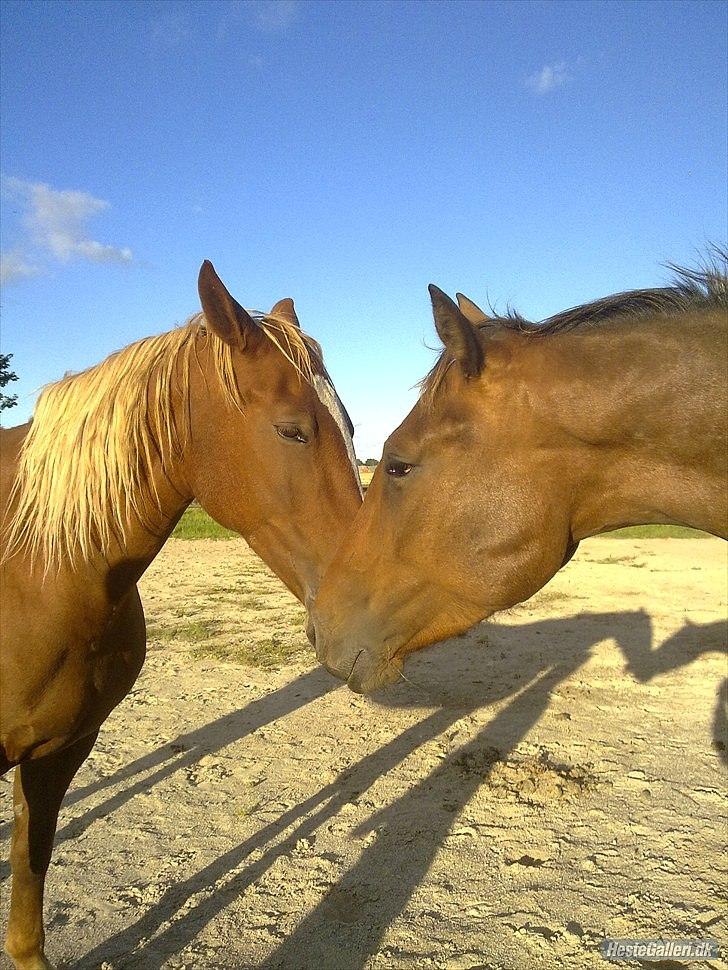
[276,425,308,444]
[386,459,414,478]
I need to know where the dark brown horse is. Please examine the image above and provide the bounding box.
[312,257,727,693]
[0,262,361,968]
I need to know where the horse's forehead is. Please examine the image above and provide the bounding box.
[312,374,362,495]
[389,393,476,457]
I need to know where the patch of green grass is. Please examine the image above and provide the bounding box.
[205,589,280,610]
[590,554,636,565]
[531,590,571,605]
[600,525,709,538]
[148,618,223,644]
[206,583,246,596]
[172,506,236,540]
[504,589,572,614]
[193,634,308,670]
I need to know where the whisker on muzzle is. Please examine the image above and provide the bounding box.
[389,659,440,704]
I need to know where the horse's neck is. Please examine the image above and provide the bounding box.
[89,457,193,601]
[572,456,725,539]
[533,311,727,539]
[9,443,195,605]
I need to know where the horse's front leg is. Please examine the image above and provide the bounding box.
[5,731,98,970]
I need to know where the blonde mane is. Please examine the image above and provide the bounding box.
[2,311,322,569]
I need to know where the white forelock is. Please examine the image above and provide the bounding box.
[312,374,362,495]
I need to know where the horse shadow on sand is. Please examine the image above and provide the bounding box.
[0,667,335,874]
[3,610,725,969]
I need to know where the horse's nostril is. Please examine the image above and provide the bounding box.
[305,618,317,649]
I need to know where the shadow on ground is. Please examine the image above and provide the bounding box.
[2,611,725,968]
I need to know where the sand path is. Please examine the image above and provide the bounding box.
[1,538,725,969]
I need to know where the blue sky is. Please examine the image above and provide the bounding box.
[1,0,726,458]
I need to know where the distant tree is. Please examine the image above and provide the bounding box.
[0,353,18,413]
[364,458,378,467]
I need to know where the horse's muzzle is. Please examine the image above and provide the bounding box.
[310,615,400,694]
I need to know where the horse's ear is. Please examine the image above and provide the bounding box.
[456,292,490,326]
[429,284,484,379]
[198,260,261,350]
[269,297,300,329]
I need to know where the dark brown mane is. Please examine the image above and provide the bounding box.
[421,250,727,403]
[497,251,727,336]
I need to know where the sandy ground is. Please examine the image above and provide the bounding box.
[1,537,726,970]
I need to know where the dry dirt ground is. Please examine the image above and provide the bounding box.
[1,538,726,970]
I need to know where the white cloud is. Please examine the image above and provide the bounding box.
[249,0,298,32]
[525,61,569,95]
[1,178,132,284]
[0,250,39,285]
[147,10,189,53]
[214,2,298,44]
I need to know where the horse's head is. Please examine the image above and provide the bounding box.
[185,261,362,604]
[311,286,572,692]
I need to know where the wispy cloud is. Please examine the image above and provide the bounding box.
[249,0,298,32]
[214,2,298,47]
[1,177,132,284]
[524,61,569,95]
[147,10,190,53]
[0,250,39,285]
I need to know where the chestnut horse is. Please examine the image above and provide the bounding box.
[0,262,361,968]
[312,258,727,693]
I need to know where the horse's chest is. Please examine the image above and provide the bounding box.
[1,588,146,763]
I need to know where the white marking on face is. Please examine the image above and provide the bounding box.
[313,374,362,496]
